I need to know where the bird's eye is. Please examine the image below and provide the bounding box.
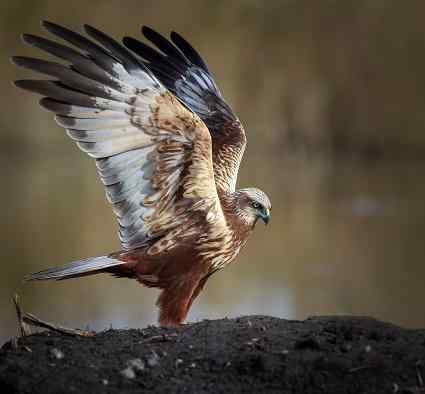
[251,201,260,209]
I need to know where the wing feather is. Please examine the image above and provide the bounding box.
[14,23,225,250]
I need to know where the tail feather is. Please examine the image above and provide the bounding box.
[25,256,126,281]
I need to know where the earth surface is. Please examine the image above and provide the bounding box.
[1,315,425,393]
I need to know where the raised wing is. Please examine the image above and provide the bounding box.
[123,27,246,193]
[13,22,225,250]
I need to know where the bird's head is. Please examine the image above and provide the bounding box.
[235,188,271,227]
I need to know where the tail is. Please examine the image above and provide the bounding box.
[25,255,127,281]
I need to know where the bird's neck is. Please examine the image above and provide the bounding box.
[219,192,255,240]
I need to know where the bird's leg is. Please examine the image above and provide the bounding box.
[186,275,209,313]
[156,274,205,326]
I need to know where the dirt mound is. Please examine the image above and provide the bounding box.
[1,315,424,393]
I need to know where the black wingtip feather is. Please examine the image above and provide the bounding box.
[14,79,54,96]
[41,20,59,29]
[123,36,158,62]
[21,33,43,47]
[39,97,58,112]
[21,33,50,48]
[170,31,209,72]
[21,33,29,44]
[83,24,145,73]
[41,20,58,32]
[14,79,52,97]
[82,23,104,39]
[123,36,187,77]
[14,79,30,89]
[11,56,41,70]
[142,26,188,64]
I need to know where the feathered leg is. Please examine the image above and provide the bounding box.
[156,274,205,326]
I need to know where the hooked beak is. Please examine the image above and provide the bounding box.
[259,208,270,225]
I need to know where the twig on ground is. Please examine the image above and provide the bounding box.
[13,294,31,337]
[140,333,178,344]
[349,365,373,373]
[13,293,95,337]
[22,312,95,337]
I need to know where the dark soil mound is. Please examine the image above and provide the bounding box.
[1,316,424,393]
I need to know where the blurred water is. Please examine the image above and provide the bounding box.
[2,0,425,344]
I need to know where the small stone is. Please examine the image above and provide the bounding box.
[175,358,183,367]
[147,350,160,367]
[120,358,145,379]
[128,358,145,371]
[365,345,372,353]
[50,348,64,360]
[190,362,196,368]
[121,367,136,379]
[102,379,109,386]
[246,338,260,346]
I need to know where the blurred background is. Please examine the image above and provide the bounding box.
[1,0,425,343]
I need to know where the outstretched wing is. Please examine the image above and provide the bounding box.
[123,27,246,193]
[13,22,225,250]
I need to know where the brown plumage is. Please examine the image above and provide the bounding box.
[12,22,272,325]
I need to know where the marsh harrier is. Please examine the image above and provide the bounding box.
[13,22,271,325]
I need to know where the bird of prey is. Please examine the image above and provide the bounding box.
[13,22,271,326]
